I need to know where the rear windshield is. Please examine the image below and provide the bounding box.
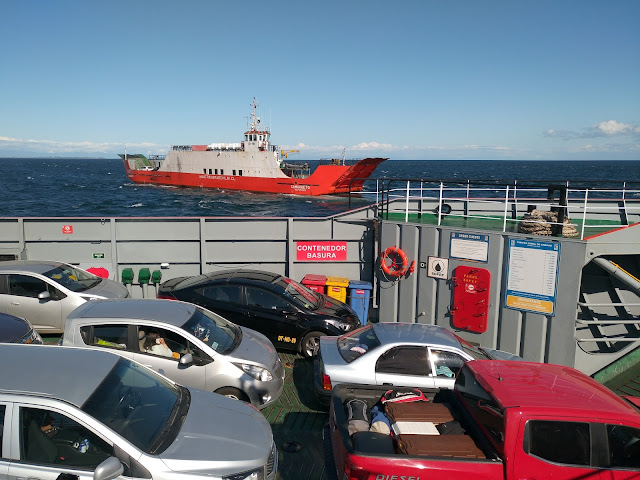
[44,264,101,292]
[82,358,185,454]
[337,325,381,363]
[181,306,240,354]
[456,365,505,454]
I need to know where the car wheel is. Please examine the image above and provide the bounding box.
[301,331,322,358]
[215,387,249,402]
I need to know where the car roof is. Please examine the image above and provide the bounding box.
[469,360,640,417]
[0,260,64,274]
[69,298,197,327]
[372,322,462,349]
[177,269,282,289]
[0,343,120,406]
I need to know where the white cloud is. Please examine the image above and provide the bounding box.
[0,136,167,156]
[543,120,640,140]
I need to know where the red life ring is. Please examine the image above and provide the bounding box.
[380,246,410,277]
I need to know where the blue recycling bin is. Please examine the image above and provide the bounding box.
[348,280,372,325]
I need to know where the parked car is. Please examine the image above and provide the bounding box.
[0,260,129,334]
[63,298,284,409]
[157,269,361,357]
[314,322,523,404]
[0,312,43,344]
[0,343,277,480]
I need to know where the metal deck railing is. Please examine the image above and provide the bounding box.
[349,178,640,240]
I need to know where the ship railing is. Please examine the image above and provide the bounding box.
[348,178,640,240]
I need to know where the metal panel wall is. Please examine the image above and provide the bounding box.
[379,220,587,368]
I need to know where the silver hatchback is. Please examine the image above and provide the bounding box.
[63,298,284,409]
[0,260,129,333]
[0,343,277,480]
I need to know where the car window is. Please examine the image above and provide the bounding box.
[526,420,590,466]
[43,264,101,292]
[181,308,238,355]
[138,326,182,359]
[8,274,48,298]
[278,277,320,309]
[376,346,430,376]
[200,285,242,304]
[337,325,381,363]
[81,324,129,350]
[430,348,466,378]
[82,358,183,454]
[246,286,290,310]
[607,424,640,469]
[20,406,112,468]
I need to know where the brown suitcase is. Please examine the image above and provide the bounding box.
[385,401,454,424]
[396,434,485,458]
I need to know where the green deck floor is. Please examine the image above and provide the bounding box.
[382,212,627,238]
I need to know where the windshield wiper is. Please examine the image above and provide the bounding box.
[148,386,190,454]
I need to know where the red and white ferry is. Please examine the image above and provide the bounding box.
[120,99,386,196]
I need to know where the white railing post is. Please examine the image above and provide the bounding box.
[420,181,423,217]
[438,182,444,226]
[581,189,589,239]
[503,185,510,232]
[405,181,410,223]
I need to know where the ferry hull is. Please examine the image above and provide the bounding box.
[121,157,386,196]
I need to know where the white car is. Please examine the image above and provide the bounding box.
[0,343,277,480]
[314,322,522,404]
[0,260,129,333]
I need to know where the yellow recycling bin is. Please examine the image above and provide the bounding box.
[325,276,350,303]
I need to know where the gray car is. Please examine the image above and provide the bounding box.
[63,298,284,409]
[314,322,523,404]
[0,260,129,333]
[0,343,276,480]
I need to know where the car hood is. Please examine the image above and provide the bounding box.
[160,388,272,473]
[481,348,524,361]
[230,327,280,371]
[81,278,129,299]
[314,295,360,324]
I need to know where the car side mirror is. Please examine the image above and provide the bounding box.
[38,291,51,301]
[179,353,194,366]
[93,457,124,480]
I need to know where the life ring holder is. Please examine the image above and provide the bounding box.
[380,246,414,278]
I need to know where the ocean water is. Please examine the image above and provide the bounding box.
[1,158,638,217]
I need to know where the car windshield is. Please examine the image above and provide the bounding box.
[337,325,381,363]
[454,334,492,360]
[44,264,101,292]
[82,358,185,454]
[181,307,240,354]
[278,277,321,309]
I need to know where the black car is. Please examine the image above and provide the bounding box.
[157,269,361,357]
[0,312,43,344]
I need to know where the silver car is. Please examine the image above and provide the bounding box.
[0,260,129,333]
[314,322,523,404]
[63,298,285,409]
[0,343,276,480]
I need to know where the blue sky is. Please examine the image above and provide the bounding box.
[1,0,638,160]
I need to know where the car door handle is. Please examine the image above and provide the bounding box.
[11,301,20,305]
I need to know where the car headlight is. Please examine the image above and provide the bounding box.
[19,329,43,345]
[223,467,263,480]
[234,363,274,382]
[326,320,352,332]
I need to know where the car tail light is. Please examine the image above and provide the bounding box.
[156,293,177,300]
[344,458,369,480]
[322,373,332,391]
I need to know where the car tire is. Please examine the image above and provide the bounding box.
[215,387,249,402]
[300,331,322,358]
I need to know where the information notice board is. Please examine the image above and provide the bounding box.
[505,239,560,315]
